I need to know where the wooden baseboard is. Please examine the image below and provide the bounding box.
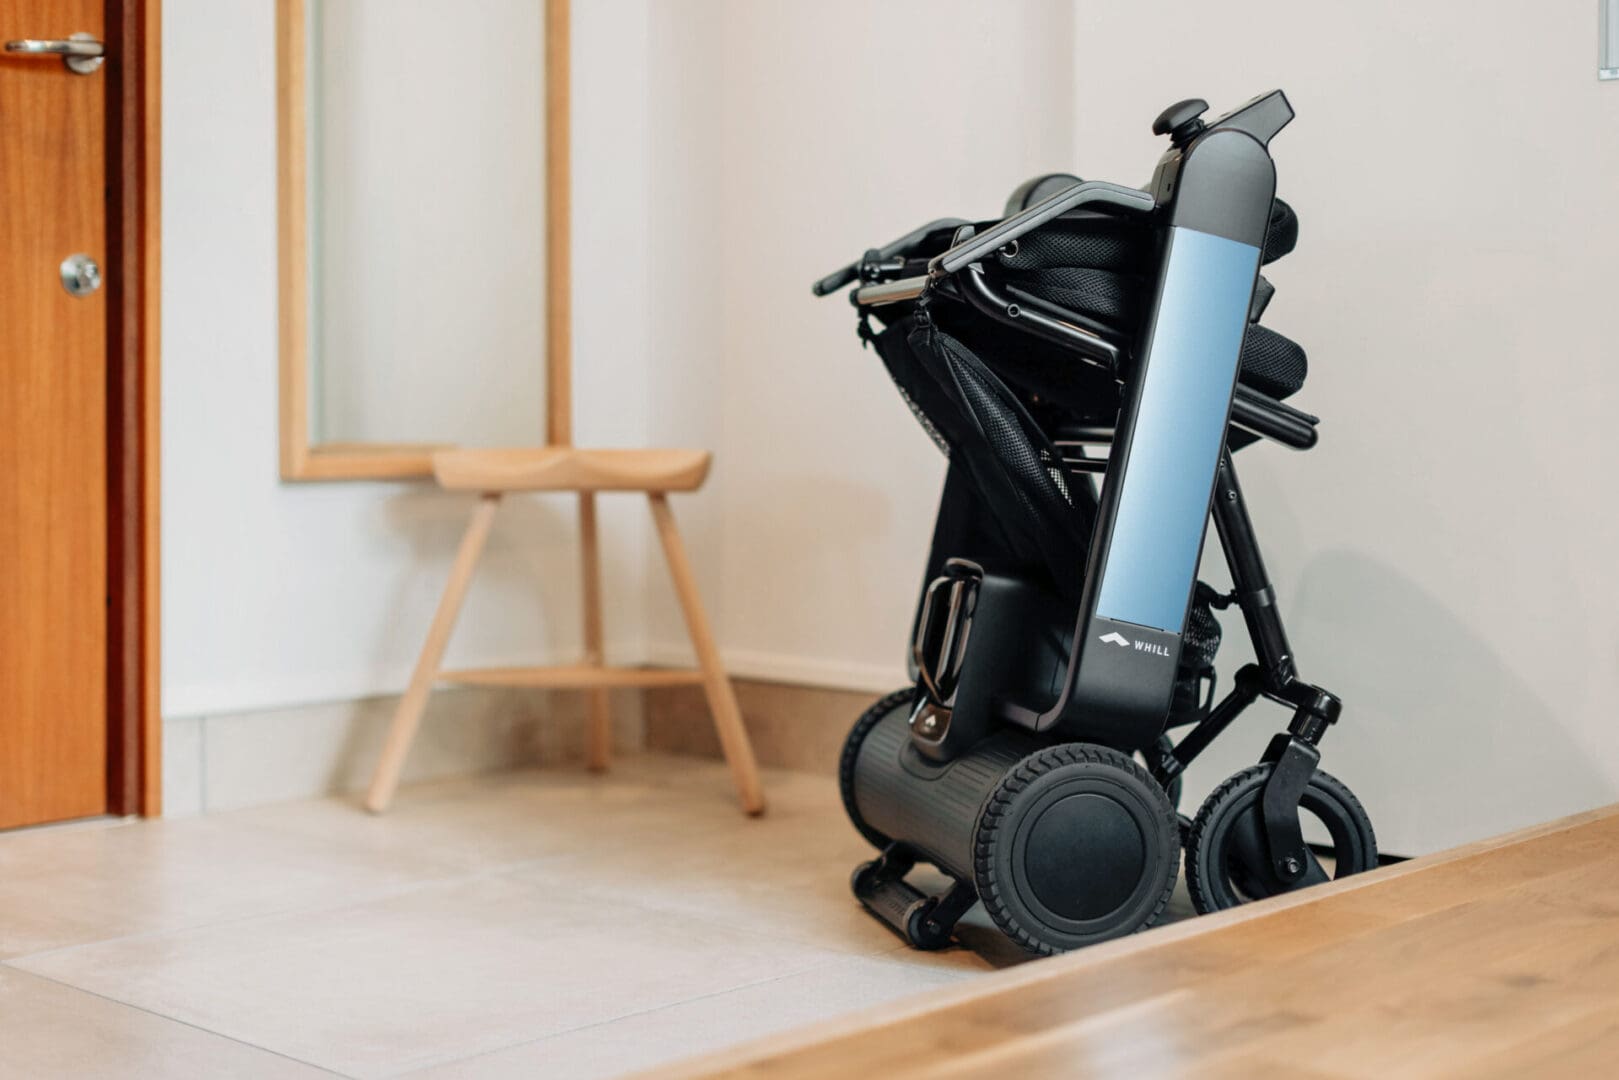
[644,678,885,775]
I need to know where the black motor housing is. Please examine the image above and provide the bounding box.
[844,695,1181,955]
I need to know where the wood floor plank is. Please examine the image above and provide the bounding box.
[657,805,1619,1080]
[1454,1008,1619,1079]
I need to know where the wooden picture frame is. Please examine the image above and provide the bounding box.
[275,0,572,481]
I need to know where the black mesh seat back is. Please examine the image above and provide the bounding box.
[1003,173,1298,266]
[855,180,1309,590]
[870,313,1094,595]
[979,184,1308,401]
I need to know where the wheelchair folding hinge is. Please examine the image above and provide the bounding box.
[1168,664,1265,775]
[1152,737,1184,786]
[918,880,979,948]
[1259,732,1320,885]
[1286,684,1342,746]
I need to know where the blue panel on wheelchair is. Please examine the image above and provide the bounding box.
[1095,226,1260,632]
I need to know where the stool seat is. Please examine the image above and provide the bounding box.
[433,447,712,493]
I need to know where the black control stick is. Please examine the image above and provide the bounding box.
[1152,98,1209,148]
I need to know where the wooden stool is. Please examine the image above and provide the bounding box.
[363,447,766,816]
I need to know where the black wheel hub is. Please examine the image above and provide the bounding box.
[1023,791,1146,921]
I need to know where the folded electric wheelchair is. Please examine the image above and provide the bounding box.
[813,92,1376,956]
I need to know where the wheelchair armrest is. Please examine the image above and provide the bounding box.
[956,263,1123,371]
[1230,385,1318,449]
[929,181,1155,276]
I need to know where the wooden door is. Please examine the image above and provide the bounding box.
[0,0,110,828]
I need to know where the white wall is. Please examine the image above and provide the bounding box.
[641,0,1078,687]
[162,0,656,717]
[164,0,1619,855]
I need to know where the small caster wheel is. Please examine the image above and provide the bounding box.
[975,743,1180,956]
[1186,764,1377,914]
[904,898,954,951]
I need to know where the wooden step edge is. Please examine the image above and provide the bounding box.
[644,802,1619,1079]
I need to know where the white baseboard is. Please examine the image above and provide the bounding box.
[643,641,906,694]
[166,639,900,720]
[160,640,902,816]
[162,684,646,817]
[163,639,647,720]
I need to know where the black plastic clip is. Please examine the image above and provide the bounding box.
[855,307,877,349]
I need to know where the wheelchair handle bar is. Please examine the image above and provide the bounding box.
[818,177,1318,450]
[812,217,969,297]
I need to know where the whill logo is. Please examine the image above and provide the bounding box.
[1097,631,1171,658]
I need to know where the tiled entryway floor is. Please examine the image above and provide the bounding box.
[0,755,1197,1078]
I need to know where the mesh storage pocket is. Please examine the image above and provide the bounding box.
[869,313,1094,595]
[921,319,1094,594]
[1169,583,1223,721]
[1182,583,1223,674]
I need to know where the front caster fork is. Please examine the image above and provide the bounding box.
[852,844,977,950]
[1151,667,1342,887]
[1256,682,1341,885]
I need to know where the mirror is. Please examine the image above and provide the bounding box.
[278,0,568,480]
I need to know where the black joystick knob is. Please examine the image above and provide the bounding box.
[1152,98,1209,148]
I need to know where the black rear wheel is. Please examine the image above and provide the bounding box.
[1186,764,1376,914]
[974,743,1180,956]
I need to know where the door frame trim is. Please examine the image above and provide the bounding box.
[104,0,161,816]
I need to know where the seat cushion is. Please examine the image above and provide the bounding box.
[988,201,1308,400]
[432,448,712,493]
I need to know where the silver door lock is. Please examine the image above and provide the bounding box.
[60,254,102,297]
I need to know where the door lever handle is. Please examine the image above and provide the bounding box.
[4,33,104,75]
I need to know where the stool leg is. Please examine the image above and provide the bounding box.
[365,493,501,813]
[647,494,765,816]
[579,492,611,771]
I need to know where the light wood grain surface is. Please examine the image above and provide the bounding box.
[650,495,766,816]
[431,447,712,493]
[363,494,501,812]
[655,804,1619,1079]
[0,0,111,828]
